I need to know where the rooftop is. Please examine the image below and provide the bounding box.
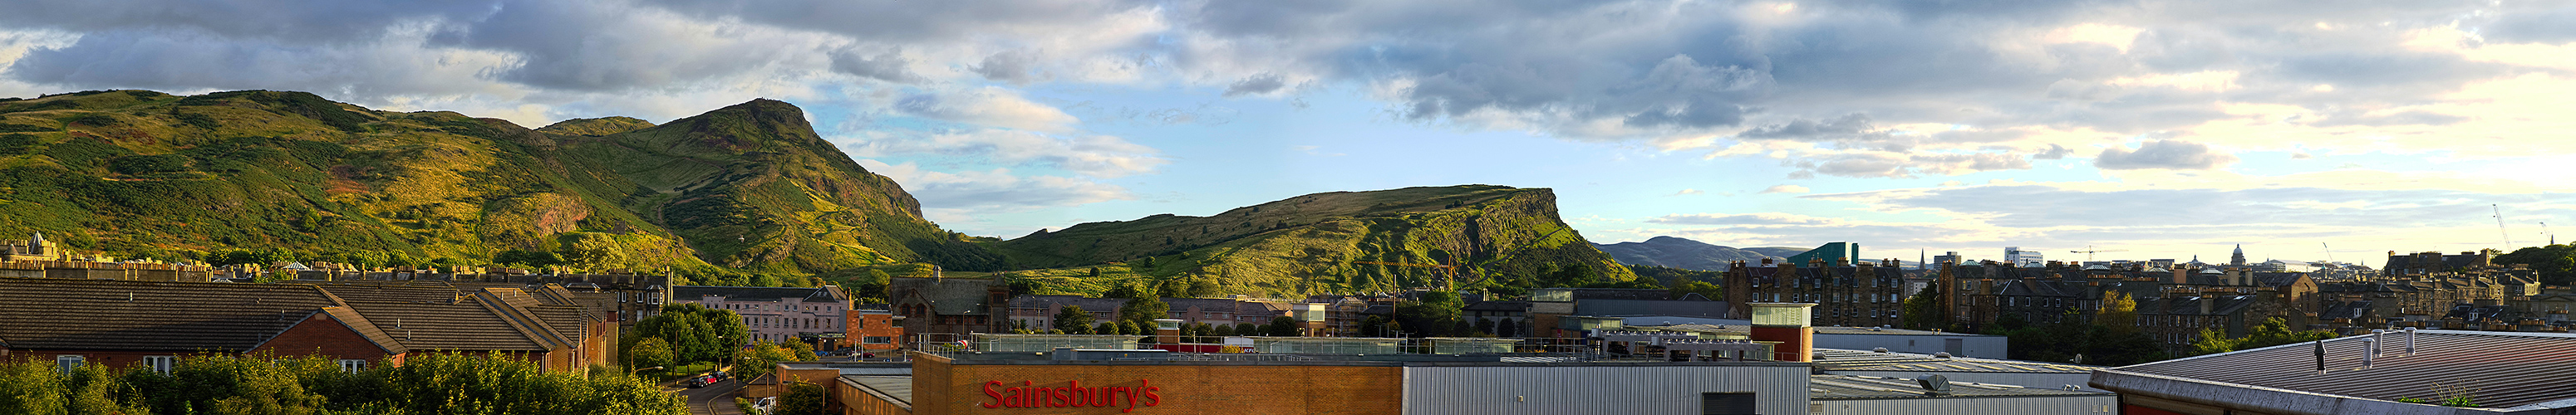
[2098,330,2576,411]
[1810,374,2113,400]
[1812,349,2098,374]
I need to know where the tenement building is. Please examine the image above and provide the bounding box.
[1723,258,1905,328]
[674,285,853,344]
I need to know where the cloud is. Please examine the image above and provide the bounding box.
[2095,139,2237,170]
[846,129,1166,178]
[1738,114,1881,142]
[1224,73,1286,96]
[2480,7,2576,44]
[830,46,925,84]
[857,159,1134,214]
[1758,184,1808,194]
[891,87,1079,132]
[2033,144,2073,159]
[1649,212,1834,226]
[1670,188,1704,196]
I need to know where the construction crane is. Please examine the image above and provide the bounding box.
[2321,242,2336,264]
[2492,204,2515,248]
[2069,246,2127,261]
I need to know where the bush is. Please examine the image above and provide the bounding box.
[0,352,687,415]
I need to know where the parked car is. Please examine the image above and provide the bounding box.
[752,397,778,414]
[685,377,710,388]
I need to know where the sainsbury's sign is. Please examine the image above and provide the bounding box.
[982,379,1163,413]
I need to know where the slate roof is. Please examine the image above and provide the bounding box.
[1006,295,1129,313]
[889,277,1000,315]
[307,306,410,354]
[343,296,562,352]
[304,281,465,303]
[674,286,851,303]
[1810,374,2113,400]
[0,277,342,352]
[2105,330,2576,409]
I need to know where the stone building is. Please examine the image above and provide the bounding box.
[673,286,853,345]
[1723,258,1905,328]
[886,277,1010,344]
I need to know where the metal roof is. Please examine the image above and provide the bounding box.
[1641,323,2000,337]
[2107,330,2576,408]
[1810,374,2111,400]
[1813,349,2100,374]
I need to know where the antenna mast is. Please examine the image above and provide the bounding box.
[2544,222,2557,247]
[2494,204,2515,248]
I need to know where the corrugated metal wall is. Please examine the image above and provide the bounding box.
[1814,395,2117,414]
[1402,365,1811,414]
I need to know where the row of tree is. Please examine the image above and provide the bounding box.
[0,352,685,415]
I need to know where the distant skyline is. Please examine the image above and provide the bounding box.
[3,1,2573,261]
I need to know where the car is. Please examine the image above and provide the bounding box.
[685,377,709,388]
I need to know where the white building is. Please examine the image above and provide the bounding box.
[2003,247,2044,267]
[672,286,851,344]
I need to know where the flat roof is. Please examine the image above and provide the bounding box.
[1811,374,2113,400]
[1635,323,2001,337]
[1813,349,2100,374]
[2099,330,2576,410]
[841,375,912,408]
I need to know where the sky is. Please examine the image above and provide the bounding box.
[2,0,2574,265]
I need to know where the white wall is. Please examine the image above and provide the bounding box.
[1813,334,2009,359]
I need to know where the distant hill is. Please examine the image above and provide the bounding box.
[1743,247,1813,258]
[985,185,1639,296]
[1593,237,1779,271]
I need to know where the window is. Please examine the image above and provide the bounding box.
[863,336,893,344]
[54,355,82,373]
[1700,393,1757,415]
[143,356,174,374]
[338,359,367,373]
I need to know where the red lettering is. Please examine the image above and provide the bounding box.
[1051,385,1068,408]
[1089,386,1112,407]
[1021,381,1037,408]
[1143,378,1161,407]
[1118,386,1138,413]
[982,381,1004,408]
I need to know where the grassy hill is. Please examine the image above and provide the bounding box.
[0,90,986,285]
[983,185,1639,296]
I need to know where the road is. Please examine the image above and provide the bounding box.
[676,378,745,415]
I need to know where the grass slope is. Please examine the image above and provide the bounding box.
[0,90,981,284]
[986,185,1638,296]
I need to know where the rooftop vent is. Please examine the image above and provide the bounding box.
[1915,374,1953,396]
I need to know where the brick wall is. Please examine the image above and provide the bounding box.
[903,352,1402,415]
[248,311,397,364]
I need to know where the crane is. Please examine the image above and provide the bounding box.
[2321,242,2336,264]
[2495,204,2515,247]
[2069,246,2128,261]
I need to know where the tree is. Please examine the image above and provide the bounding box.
[736,341,799,378]
[626,338,675,371]
[1475,318,1497,335]
[2497,244,2576,286]
[2097,291,2139,337]
[1900,282,1944,330]
[774,383,827,415]
[1394,291,1466,337]
[1265,316,1301,337]
[1118,320,1142,336]
[1358,315,1390,337]
[556,232,629,271]
[493,249,563,268]
[1096,322,1118,335]
[1052,305,1094,334]
[637,303,749,364]
[2188,328,2239,356]
[1495,318,1517,337]
[1210,324,1235,337]
[1233,323,1258,336]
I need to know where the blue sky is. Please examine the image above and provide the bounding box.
[5,0,2576,264]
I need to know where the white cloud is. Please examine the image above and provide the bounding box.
[892,86,1079,132]
[1671,188,1704,196]
[846,129,1166,178]
[857,159,1134,212]
[1758,184,1809,194]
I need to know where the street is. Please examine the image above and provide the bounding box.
[674,378,745,415]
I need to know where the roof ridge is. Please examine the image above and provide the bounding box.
[470,290,575,350]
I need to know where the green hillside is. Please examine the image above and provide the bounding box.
[985,185,1639,296]
[0,90,985,284]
